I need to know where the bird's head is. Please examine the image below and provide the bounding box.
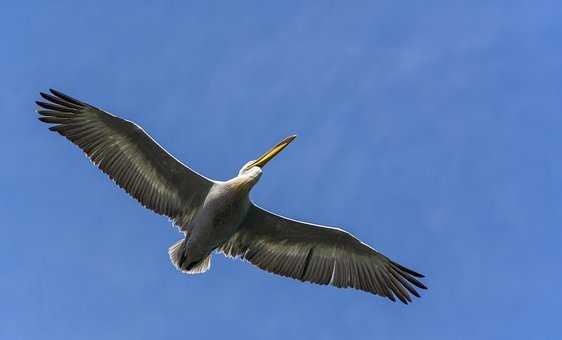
[238,135,297,177]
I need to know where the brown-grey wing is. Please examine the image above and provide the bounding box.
[219,203,427,303]
[37,89,213,230]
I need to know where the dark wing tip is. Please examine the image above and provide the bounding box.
[390,260,425,278]
[390,264,427,291]
[35,100,73,112]
[394,293,409,304]
[48,88,87,107]
[417,282,428,290]
[49,88,61,95]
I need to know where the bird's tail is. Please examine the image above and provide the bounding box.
[168,239,212,275]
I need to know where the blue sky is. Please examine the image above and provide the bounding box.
[2,1,561,339]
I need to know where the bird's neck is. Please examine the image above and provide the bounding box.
[228,168,262,192]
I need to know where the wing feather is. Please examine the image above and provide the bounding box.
[37,89,213,230]
[220,203,427,303]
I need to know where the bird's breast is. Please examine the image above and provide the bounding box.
[187,183,251,253]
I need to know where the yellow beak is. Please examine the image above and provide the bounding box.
[250,135,297,168]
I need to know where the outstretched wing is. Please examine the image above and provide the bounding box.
[37,89,213,230]
[220,203,427,303]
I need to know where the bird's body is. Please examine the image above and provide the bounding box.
[179,170,260,271]
[37,89,427,304]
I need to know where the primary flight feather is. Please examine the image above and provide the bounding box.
[37,89,427,304]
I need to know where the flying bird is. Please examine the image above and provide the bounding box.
[36,89,427,304]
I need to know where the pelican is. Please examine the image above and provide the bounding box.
[36,89,427,304]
